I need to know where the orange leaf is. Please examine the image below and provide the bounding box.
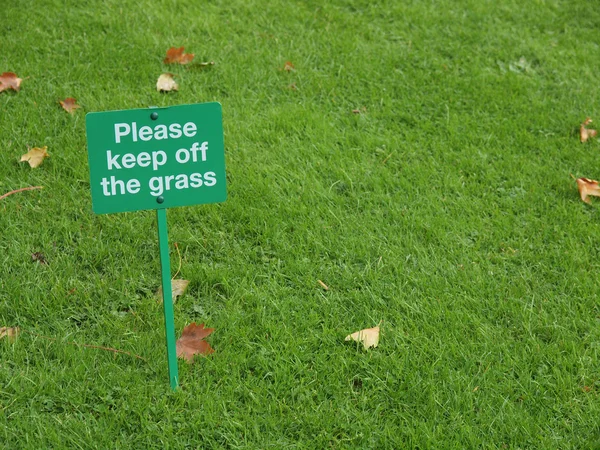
[283,61,295,72]
[576,177,600,204]
[0,72,23,92]
[20,146,50,168]
[164,46,195,64]
[156,73,178,92]
[59,97,80,114]
[580,118,597,143]
[176,322,215,362]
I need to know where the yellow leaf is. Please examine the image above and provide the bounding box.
[580,118,598,143]
[20,146,49,168]
[0,326,20,341]
[576,177,600,204]
[156,279,190,303]
[156,73,178,92]
[345,323,381,349]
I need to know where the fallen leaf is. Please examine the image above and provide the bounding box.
[59,97,80,114]
[0,72,22,92]
[156,73,178,92]
[317,279,329,291]
[20,146,49,168]
[176,322,215,362]
[345,322,381,349]
[0,326,19,341]
[31,252,47,264]
[283,61,295,72]
[509,57,532,74]
[580,118,597,143]
[156,279,190,303]
[352,107,367,114]
[164,47,194,64]
[576,177,600,204]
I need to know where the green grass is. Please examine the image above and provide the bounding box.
[2,0,600,447]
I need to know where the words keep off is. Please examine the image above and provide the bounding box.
[100,121,217,197]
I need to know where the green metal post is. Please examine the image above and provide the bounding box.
[157,208,179,390]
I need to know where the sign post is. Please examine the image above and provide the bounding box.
[86,102,227,390]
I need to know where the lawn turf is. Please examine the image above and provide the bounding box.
[1,0,600,448]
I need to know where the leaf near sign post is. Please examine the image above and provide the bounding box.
[85,102,227,214]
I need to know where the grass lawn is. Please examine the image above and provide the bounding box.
[1,0,600,447]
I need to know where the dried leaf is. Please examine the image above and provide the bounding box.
[283,61,295,72]
[164,47,194,64]
[31,252,47,264]
[176,322,215,362]
[156,73,178,92]
[580,118,597,143]
[0,326,20,341]
[59,97,80,114]
[156,279,189,303]
[20,146,49,168]
[576,177,600,204]
[0,72,22,92]
[345,323,381,349]
[317,280,329,291]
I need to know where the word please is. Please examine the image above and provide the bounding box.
[114,122,197,144]
[106,142,208,170]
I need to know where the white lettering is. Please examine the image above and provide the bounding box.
[149,177,163,196]
[154,124,168,140]
[137,152,151,167]
[152,151,167,170]
[138,126,153,141]
[175,174,189,190]
[127,179,141,194]
[106,150,121,170]
[183,122,197,137]
[203,171,216,187]
[190,173,203,187]
[114,123,130,144]
[175,148,190,164]
[121,153,136,169]
[169,123,182,139]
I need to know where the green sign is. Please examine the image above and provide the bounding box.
[86,102,226,214]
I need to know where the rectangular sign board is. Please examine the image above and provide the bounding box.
[86,102,226,214]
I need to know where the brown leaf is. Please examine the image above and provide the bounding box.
[59,97,80,114]
[20,146,49,168]
[31,252,47,264]
[576,177,600,204]
[156,73,178,92]
[0,326,20,341]
[0,72,22,92]
[156,279,189,303]
[345,323,381,349]
[283,61,295,72]
[164,47,195,64]
[580,118,597,143]
[176,322,215,362]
